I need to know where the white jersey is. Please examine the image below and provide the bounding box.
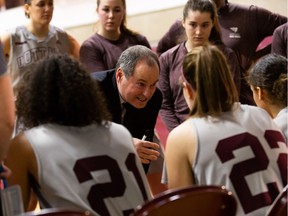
[274,107,288,141]
[8,25,70,93]
[25,122,151,216]
[190,104,287,216]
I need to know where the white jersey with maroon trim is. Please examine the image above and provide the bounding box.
[191,103,287,216]
[26,122,151,216]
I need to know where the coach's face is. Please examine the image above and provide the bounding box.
[116,60,159,109]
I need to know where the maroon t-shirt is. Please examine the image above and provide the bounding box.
[80,31,151,72]
[218,3,287,71]
[156,3,287,108]
[158,42,240,131]
[157,3,287,71]
[271,23,288,58]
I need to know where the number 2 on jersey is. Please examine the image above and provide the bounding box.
[73,153,148,216]
[216,130,287,214]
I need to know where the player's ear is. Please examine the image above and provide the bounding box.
[256,87,264,100]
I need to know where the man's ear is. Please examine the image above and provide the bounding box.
[115,68,124,82]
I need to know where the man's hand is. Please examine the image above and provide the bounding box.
[133,138,160,164]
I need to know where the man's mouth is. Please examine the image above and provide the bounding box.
[137,97,147,102]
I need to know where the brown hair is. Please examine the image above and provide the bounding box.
[24,0,54,19]
[182,45,238,117]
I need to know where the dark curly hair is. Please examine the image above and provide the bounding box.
[16,54,111,128]
[249,53,287,107]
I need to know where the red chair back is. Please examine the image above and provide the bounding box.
[17,208,91,216]
[132,185,237,216]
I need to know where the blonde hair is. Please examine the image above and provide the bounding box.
[182,45,238,117]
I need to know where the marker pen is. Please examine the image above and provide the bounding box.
[141,130,150,141]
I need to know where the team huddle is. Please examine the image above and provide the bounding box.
[0,0,287,216]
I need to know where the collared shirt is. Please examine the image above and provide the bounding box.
[119,94,126,124]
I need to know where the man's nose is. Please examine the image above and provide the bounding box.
[142,87,154,98]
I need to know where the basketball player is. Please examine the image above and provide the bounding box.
[0,0,79,95]
[249,53,288,141]
[165,45,287,216]
[80,0,151,73]
[4,54,152,215]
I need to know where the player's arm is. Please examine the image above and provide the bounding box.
[165,120,196,189]
[4,133,38,210]
[68,34,80,59]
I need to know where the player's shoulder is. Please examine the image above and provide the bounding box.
[240,104,270,116]
[110,122,132,137]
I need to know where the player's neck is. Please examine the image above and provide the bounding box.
[27,23,50,40]
[270,105,286,118]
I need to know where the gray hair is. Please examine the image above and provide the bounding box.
[115,45,160,78]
